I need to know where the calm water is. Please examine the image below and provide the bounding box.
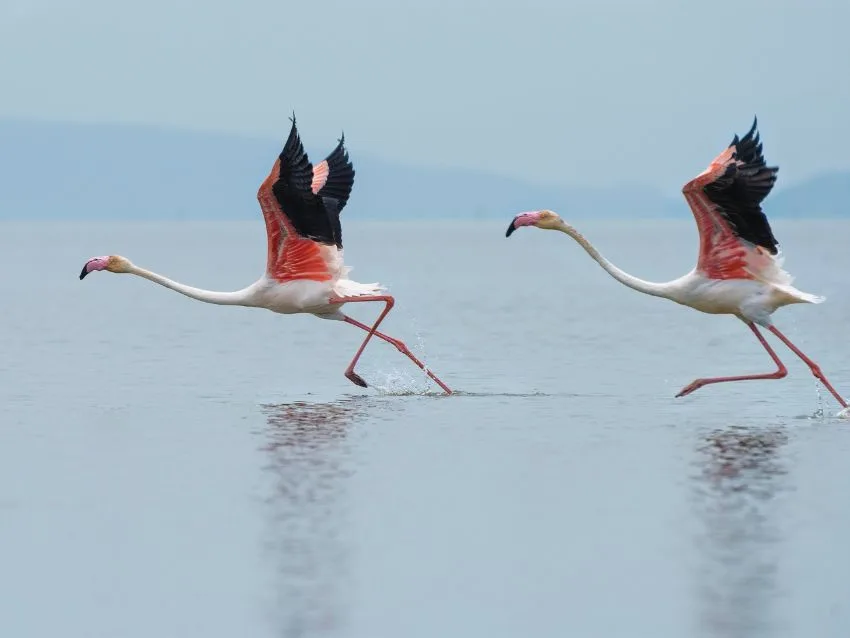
[2,219,850,638]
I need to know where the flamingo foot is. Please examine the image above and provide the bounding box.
[838,407,850,419]
[345,370,369,388]
[675,380,705,398]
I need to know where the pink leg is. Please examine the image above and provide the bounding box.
[767,326,848,409]
[329,295,452,394]
[676,323,787,398]
[342,315,407,352]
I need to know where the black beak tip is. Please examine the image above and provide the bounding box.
[79,265,89,280]
[505,220,517,238]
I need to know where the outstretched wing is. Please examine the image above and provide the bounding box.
[681,117,782,281]
[256,116,351,283]
[310,134,356,211]
[271,121,344,249]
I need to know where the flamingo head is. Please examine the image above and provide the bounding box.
[79,255,133,280]
[505,209,563,237]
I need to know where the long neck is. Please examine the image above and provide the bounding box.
[556,222,672,298]
[128,266,253,306]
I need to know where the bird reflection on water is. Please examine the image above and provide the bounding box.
[692,425,791,638]
[258,397,376,637]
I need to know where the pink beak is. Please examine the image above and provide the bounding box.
[505,211,541,237]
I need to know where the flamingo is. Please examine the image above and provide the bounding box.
[505,117,847,411]
[79,116,452,395]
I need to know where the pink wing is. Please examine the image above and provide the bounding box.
[681,118,781,281]
[311,133,355,208]
[256,118,354,283]
[311,160,330,194]
[258,158,336,284]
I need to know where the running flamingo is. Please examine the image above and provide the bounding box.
[506,117,847,410]
[79,116,452,394]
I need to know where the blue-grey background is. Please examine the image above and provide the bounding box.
[2,1,849,636]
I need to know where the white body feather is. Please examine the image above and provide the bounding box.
[661,270,824,326]
[129,248,384,319]
[241,274,384,318]
[563,225,824,328]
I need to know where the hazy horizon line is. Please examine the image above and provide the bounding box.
[6,114,847,196]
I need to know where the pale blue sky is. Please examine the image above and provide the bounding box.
[2,0,847,193]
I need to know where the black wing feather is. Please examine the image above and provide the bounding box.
[322,196,343,249]
[270,116,347,249]
[702,116,780,254]
[317,133,356,211]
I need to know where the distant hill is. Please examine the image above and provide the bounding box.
[766,171,850,218]
[1,119,847,221]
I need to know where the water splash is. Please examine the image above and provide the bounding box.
[409,318,428,361]
[812,383,825,419]
[796,382,850,420]
[363,317,449,396]
[408,318,442,381]
[369,367,434,396]
[810,380,850,420]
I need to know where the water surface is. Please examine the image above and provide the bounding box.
[2,219,849,637]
